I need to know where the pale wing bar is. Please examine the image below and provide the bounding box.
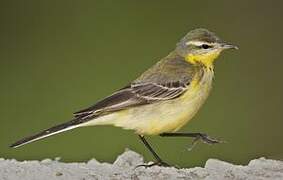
[131,82,187,101]
[74,81,188,119]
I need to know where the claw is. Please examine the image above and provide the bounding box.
[187,136,200,151]
[135,161,170,169]
[187,133,224,151]
[199,133,223,144]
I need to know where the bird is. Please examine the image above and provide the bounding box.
[10,28,238,167]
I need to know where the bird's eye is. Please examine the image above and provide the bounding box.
[201,44,212,49]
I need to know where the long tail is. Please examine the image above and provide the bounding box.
[10,118,87,148]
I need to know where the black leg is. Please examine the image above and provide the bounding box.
[137,135,169,167]
[160,132,222,144]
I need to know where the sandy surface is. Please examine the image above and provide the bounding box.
[1,150,283,180]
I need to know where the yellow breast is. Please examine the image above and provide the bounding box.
[171,67,214,132]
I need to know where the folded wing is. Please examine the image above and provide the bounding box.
[74,81,188,119]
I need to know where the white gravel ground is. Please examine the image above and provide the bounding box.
[1,150,282,180]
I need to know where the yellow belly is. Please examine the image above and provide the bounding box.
[82,69,214,135]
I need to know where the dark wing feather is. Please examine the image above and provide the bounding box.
[131,82,186,101]
[74,81,188,119]
[74,87,146,118]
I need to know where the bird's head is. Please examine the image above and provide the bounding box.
[176,28,238,68]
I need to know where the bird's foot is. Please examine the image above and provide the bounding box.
[135,160,170,168]
[188,133,224,151]
[197,133,223,144]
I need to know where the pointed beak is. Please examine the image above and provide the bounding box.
[220,42,239,50]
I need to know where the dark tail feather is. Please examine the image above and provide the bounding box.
[10,118,84,148]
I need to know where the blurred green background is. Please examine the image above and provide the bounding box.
[0,0,282,167]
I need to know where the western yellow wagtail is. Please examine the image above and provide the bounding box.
[11,28,237,167]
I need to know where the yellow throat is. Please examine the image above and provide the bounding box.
[185,50,221,68]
